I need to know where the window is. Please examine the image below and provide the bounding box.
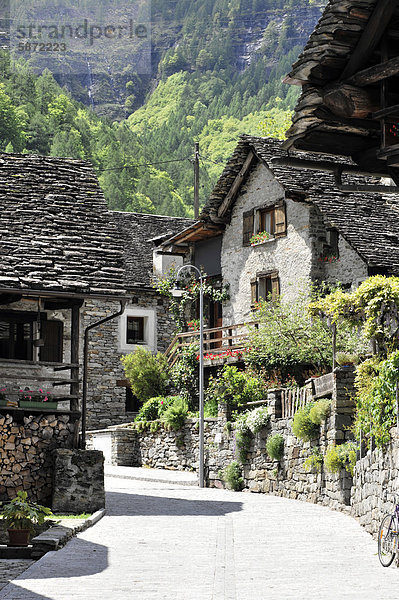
[243,199,286,246]
[126,316,145,345]
[251,271,279,305]
[0,312,63,362]
[119,307,156,352]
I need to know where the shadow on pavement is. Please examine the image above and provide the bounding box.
[0,583,53,599]
[106,491,243,516]
[3,539,108,586]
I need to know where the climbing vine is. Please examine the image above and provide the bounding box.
[154,270,229,331]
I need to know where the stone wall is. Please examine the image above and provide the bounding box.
[52,449,105,513]
[83,293,177,431]
[351,431,399,538]
[0,410,77,505]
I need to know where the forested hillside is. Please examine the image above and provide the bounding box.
[0,0,326,216]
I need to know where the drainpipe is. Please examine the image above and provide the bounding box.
[81,299,127,449]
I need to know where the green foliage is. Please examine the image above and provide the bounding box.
[303,447,323,472]
[291,403,319,442]
[309,399,331,425]
[221,461,244,491]
[354,353,399,448]
[134,395,178,422]
[161,397,189,431]
[234,412,252,463]
[266,434,284,460]
[205,365,268,416]
[246,291,334,375]
[171,343,199,407]
[336,352,359,366]
[0,491,52,532]
[121,348,170,403]
[310,276,399,356]
[154,271,229,331]
[324,443,357,475]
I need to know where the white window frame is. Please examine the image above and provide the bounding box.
[118,307,157,353]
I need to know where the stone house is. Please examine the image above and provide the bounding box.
[161,135,399,328]
[0,152,193,431]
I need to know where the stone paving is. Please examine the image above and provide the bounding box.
[0,471,399,599]
[0,562,33,592]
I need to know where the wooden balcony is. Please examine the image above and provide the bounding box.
[165,322,255,367]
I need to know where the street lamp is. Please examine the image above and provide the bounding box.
[171,264,205,488]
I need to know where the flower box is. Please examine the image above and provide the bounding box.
[19,401,58,410]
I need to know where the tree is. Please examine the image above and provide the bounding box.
[0,84,26,152]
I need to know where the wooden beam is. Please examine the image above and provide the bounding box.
[348,56,399,87]
[70,304,80,414]
[341,0,399,81]
[217,151,256,218]
[323,84,379,119]
[372,103,399,120]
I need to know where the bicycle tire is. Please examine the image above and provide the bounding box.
[378,514,396,567]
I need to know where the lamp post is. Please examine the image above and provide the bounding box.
[172,264,204,488]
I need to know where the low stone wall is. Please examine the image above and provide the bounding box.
[52,449,105,513]
[351,431,399,538]
[0,410,78,505]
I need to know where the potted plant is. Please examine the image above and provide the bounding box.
[0,490,53,547]
[336,352,359,368]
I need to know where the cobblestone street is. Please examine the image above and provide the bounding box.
[0,471,398,599]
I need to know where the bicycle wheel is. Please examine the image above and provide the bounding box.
[378,514,396,567]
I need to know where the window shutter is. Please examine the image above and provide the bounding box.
[271,272,280,301]
[274,201,286,237]
[40,320,63,363]
[250,279,258,306]
[243,210,254,246]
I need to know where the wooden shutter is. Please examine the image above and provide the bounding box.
[243,210,254,246]
[250,279,258,306]
[40,320,63,363]
[274,200,286,237]
[271,272,280,301]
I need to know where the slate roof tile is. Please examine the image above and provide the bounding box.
[0,153,125,295]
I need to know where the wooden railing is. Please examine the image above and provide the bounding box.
[281,385,312,419]
[165,322,254,367]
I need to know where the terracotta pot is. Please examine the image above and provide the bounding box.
[7,528,31,547]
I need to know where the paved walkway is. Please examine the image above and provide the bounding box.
[0,470,398,599]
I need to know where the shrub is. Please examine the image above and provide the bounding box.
[171,343,199,407]
[309,398,331,425]
[324,442,358,475]
[121,348,170,403]
[336,352,358,366]
[204,365,267,414]
[222,461,244,491]
[161,397,189,431]
[303,447,323,472]
[266,434,284,460]
[234,412,252,463]
[245,406,269,434]
[135,396,178,422]
[291,403,319,442]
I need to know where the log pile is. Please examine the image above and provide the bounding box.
[0,412,76,504]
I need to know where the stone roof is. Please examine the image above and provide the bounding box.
[109,212,195,289]
[285,0,378,87]
[283,0,399,172]
[201,135,399,275]
[0,153,125,295]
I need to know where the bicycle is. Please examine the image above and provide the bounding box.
[378,496,399,567]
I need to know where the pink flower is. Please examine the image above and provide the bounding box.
[161,400,163,405]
